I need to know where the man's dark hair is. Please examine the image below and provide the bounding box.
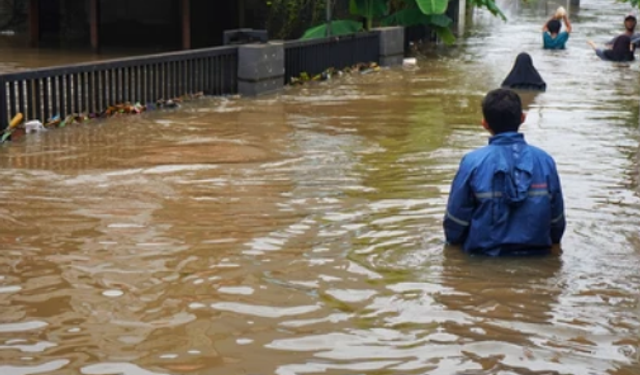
[547,19,561,34]
[625,17,637,32]
[482,89,523,134]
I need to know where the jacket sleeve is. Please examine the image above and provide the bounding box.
[549,161,566,244]
[443,157,475,245]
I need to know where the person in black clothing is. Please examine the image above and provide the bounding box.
[501,53,547,92]
[588,35,635,62]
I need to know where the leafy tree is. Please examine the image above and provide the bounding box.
[619,0,640,6]
[300,0,505,43]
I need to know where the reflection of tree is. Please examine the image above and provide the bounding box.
[345,67,483,202]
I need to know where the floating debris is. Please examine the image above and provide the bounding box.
[1,113,24,143]
[24,120,46,134]
[0,91,206,143]
[403,58,418,69]
[289,62,381,86]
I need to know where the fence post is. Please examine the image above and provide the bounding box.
[0,77,7,132]
[374,27,405,67]
[237,42,285,97]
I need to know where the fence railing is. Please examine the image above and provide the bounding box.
[0,46,238,129]
[283,32,380,84]
[0,31,388,131]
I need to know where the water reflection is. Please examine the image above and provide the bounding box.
[436,247,565,373]
[1,0,640,374]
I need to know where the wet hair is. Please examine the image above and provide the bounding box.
[547,19,561,34]
[482,89,523,134]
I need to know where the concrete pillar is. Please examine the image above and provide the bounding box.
[237,42,285,97]
[375,27,404,67]
[457,0,466,36]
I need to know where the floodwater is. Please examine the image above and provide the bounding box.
[0,36,146,74]
[1,0,640,374]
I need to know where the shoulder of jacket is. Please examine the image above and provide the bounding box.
[526,144,558,166]
[526,144,553,157]
[461,146,492,166]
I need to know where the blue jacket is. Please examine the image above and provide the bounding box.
[443,132,565,256]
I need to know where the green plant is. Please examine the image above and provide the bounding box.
[383,0,453,44]
[619,0,640,7]
[350,0,391,30]
[469,0,507,20]
[298,0,506,44]
[301,20,364,39]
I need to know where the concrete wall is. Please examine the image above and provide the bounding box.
[99,0,180,49]
[59,0,85,43]
[0,0,27,32]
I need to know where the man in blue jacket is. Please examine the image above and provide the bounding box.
[443,89,566,256]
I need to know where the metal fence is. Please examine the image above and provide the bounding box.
[0,32,386,131]
[284,32,380,83]
[0,46,238,130]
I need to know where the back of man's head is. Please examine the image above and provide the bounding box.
[482,89,523,134]
[547,19,561,34]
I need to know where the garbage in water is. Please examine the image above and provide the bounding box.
[289,62,382,86]
[0,113,24,143]
[8,113,23,129]
[1,92,206,143]
[403,58,418,68]
[24,120,46,134]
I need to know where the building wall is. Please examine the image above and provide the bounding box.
[0,0,271,50]
[99,0,180,50]
[0,0,27,32]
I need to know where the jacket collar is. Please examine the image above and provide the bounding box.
[488,132,526,145]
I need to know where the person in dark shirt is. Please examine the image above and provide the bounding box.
[588,35,635,62]
[606,13,640,48]
[443,89,566,256]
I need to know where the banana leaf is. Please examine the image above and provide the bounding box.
[471,0,506,20]
[383,7,430,26]
[433,25,456,45]
[301,20,364,40]
[349,0,389,18]
[415,0,448,15]
[429,14,452,27]
[383,8,451,28]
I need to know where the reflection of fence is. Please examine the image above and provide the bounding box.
[2,127,129,170]
[284,33,380,84]
[0,46,238,128]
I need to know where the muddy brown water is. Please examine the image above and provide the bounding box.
[2,1,640,374]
